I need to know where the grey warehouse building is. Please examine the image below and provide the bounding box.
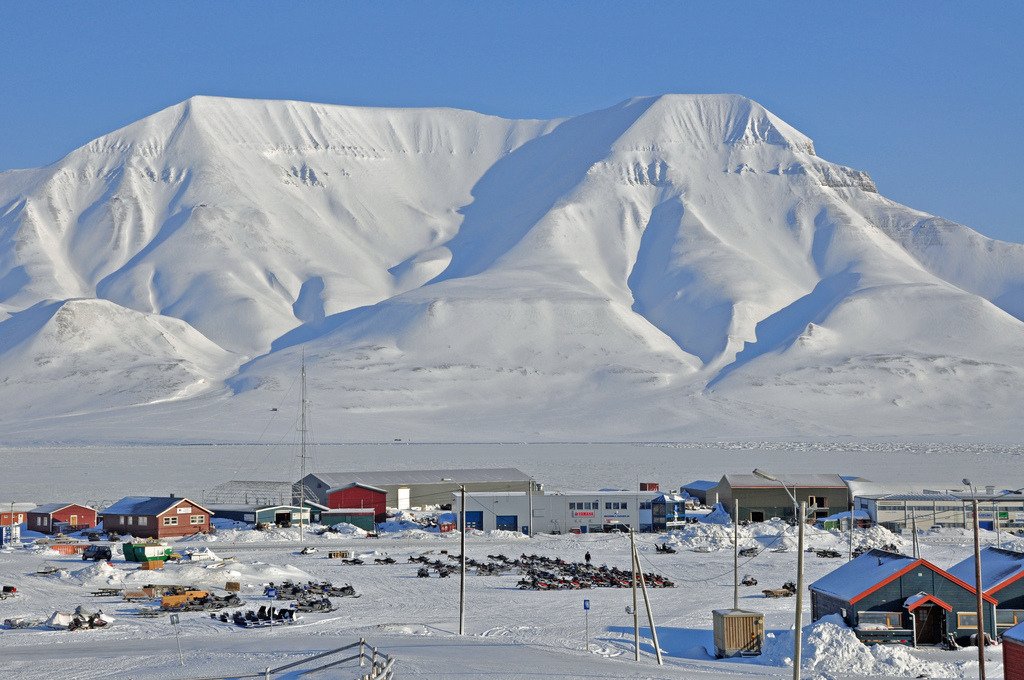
[300,468,538,510]
[717,473,850,522]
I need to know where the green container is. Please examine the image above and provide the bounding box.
[123,542,173,562]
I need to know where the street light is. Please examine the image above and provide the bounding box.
[961,489,988,678]
[753,469,799,520]
[442,478,466,636]
[753,469,804,680]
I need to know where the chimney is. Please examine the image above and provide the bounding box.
[170,493,176,499]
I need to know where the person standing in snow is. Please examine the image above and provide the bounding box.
[584,551,592,565]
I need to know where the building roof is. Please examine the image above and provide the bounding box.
[204,480,301,505]
[207,504,306,513]
[654,493,687,502]
[946,547,1024,594]
[860,493,962,502]
[810,550,919,602]
[322,508,376,514]
[1005,620,1024,644]
[102,496,211,516]
[546,489,659,498]
[722,474,847,489]
[0,502,36,513]
[810,549,996,605]
[308,468,532,488]
[459,491,527,498]
[681,480,718,491]
[332,482,387,494]
[904,592,952,612]
[30,503,91,515]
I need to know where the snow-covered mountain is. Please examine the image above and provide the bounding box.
[1,94,1022,443]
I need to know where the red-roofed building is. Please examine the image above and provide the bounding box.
[27,503,97,535]
[810,549,996,646]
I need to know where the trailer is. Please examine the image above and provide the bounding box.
[123,542,173,563]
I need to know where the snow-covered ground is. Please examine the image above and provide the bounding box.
[0,522,1008,679]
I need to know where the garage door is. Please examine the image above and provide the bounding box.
[496,515,518,532]
[464,511,483,530]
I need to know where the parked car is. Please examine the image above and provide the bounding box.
[82,545,112,561]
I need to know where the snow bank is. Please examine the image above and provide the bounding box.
[184,523,367,543]
[121,560,310,587]
[760,616,963,676]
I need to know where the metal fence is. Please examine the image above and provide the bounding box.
[192,639,396,679]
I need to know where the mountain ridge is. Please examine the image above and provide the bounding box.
[1,94,1021,443]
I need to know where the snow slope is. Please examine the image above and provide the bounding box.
[0,94,1022,442]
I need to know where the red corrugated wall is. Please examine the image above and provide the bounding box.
[327,487,387,522]
[1006,639,1024,680]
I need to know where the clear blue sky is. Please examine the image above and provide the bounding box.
[2,3,1022,242]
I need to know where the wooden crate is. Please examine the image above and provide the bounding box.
[225,581,241,592]
[712,609,764,658]
[328,550,353,559]
[138,559,164,571]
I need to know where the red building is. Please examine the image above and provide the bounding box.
[27,503,97,534]
[1006,621,1024,680]
[1,503,34,527]
[327,483,387,523]
[100,496,213,539]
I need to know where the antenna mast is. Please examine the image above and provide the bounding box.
[298,350,308,542]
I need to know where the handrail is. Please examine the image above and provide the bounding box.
[187,639,395,680]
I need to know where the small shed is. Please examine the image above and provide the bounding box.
[26,503,97,535]
[947,547,1024,633]
[712,609,764,657]
[810,549,996,646]
[326,483,387,523]
[1004,620,1024,680]
[681,480,718,506]
[651,493,687,531]
[1,502,35,527]
[320,508,376,532]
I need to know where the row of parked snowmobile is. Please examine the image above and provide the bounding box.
[264,580,358,600]
[212,605,301,627]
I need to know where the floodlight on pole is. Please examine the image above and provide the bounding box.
[752,469,798,520]
[442,477,467,636]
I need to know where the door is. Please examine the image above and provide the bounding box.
[914,604,944,645]
[69,515,78,527]
[750,511,765,522]
[275,512,291,527]
[397,488,410,510]
[464,511,483,530]
[495,515,518,532]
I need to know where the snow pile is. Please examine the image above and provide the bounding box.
[847,525,905,551]
[699,504,732,525]
[760,616,962,677]
[185,523,366,543]
[121,560,310,587]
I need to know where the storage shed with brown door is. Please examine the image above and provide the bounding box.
[27,503,97,534]
[100,496,213,539]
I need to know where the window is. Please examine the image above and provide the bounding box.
[957,612,978,629]
[163,516,178,526]
[998,610,1024,628]
[137,517,147,526]
[127,516,134,525]
[190,514,205,525]
[858,611,902,629]
[569,503,576,510]
[621,502,627,510]
[606,503,612,510]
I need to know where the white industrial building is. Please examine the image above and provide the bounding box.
[453,488,661,534]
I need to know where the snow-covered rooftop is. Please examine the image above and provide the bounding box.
[723,474,847,488]
[946,547,1024,593]
[809,549,918,602]
[29,503,86,515]
[1004,620,1024,644]
[102,496,204,516]
[681,480,718,491]
[311,468,532,488]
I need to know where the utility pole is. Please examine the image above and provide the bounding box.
[911,511,919,559]
[848,496,855,561]
[630,527,639,661]
[527,478,534,538]
[972,499,987,680]
[459,483,466,636]
[298,351,308,543]
[994,500,1001,547]
[733,499,739,610]
[794,501,805,680]
[632,529,663,665]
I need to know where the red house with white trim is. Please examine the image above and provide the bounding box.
[100,496,213,539]
[27,503,97,534]
[326,483,387,523]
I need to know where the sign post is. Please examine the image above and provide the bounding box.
[583,599,590,652]
[169,613,184,667]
